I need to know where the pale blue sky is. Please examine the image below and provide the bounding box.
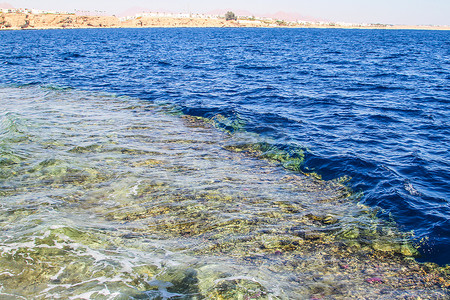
[5,0,450,25]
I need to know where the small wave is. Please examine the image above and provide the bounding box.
[60,52,85,60]
[41,85,73,91]
[9,55,32,59]
[367,114,401,123]
[236,64,277,70]
[2,61,20,66]
[237,86,277,96]
[0,112,30,141]
[157,60,172,66]
[382,53,409,60]
[182,63,204,70]
[352,82,412,91]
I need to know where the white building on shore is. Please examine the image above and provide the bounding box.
[0,7,69,14]
[121,11,220,21]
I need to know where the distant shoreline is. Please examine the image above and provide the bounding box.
[1,13,449,31]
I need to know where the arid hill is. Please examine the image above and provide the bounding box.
[0,13,252,29]
[0,13,120,29]
[1,12,449,30]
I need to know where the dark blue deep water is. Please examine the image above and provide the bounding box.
[1,28,449,265]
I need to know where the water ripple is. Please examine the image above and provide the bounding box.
[0,28,449,266]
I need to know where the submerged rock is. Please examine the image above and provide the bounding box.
[207,278,270,300]
[0,87,448,299]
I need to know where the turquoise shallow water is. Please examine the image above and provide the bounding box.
[0,86,448,299]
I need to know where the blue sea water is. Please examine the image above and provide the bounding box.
[0,28,449,265]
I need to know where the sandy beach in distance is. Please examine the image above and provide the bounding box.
[1,12,449,30]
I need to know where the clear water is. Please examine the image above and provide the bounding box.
[0,86,447,299]
[0,28,449,298]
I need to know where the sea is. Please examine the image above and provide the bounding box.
[0,28,449,299]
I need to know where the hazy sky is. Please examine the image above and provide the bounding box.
[5,0,450,25]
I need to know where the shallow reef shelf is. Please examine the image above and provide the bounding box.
[0,86,448,299]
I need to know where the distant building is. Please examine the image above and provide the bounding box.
[126,12,220,20]
[0,7,68,14]
[238,20,263,25]
[31,9,46,14]
[1,8,15,13]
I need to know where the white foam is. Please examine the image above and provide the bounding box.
[49,266,66,281]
